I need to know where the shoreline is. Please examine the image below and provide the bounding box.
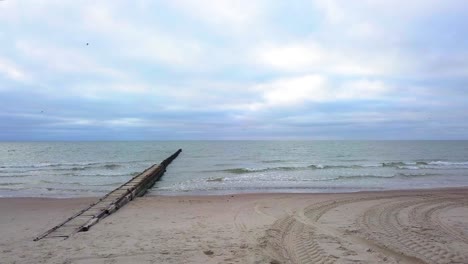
[2,185,468,200]
[1,187,467,263]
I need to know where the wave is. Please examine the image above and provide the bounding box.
[37,180,124,187]
[0,162,89,169]
[382,161,428,167]
[428,161,468,166]
[335,159,367,162]
[317,175,394,182]
[308,164,371,169]
[383,161,468,170]
[221,166,306,174]
[213,163,235,167]
[0,163,126,173]
[216,166,337,174]
[0,174,31,178]
[321,173,436,182]
[59,163,123,171]
[217,160,468,174]
[217,164,385,174]
[156,185,385,193]
[66,172,139,177]
[39,187,107,193]
[206,177,224,182]
[0,182,22,186]
[0,160,153,170]
[221,168,264,174]
[261,159,292,163]
[203,172,438,185]
[102,164,121,169]
[218,165,359,174]
[398,172,437,178]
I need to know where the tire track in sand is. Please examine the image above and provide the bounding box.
[260,192,468,263]
[357,197,468,264]
[409,200,468,244]
[263,195,406,264]
[264,215,336,264]
[414,199,468,245]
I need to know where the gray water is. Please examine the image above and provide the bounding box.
[1,141,468,197]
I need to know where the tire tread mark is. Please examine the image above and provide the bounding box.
[357,197,467,264]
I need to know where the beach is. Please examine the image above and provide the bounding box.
[1,188,467,264]
[2,0,468,262]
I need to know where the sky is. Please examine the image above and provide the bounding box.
[1,0,468,140]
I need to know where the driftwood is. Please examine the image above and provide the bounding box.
[34,149,182,241]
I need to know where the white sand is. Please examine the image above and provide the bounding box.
[1,188,467,264]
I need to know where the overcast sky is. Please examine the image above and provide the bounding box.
[1,0,468,140]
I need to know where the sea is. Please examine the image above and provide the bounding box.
[1,141,468,198]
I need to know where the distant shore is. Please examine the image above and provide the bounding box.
[1,187,467,263]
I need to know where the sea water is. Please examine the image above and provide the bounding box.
[1,141,468,197]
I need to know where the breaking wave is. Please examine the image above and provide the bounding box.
[319,173,436,182]
[0,162,129,173]
[216,160,468,174]
[213,173,437,183]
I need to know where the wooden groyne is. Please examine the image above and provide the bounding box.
[34,149,182,241]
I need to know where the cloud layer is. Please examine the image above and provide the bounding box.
[1,0,468,140]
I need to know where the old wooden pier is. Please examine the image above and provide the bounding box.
[34,149,182,241]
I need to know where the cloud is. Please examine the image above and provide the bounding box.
[346,22,381,38]
[81,3,206,69]
[313,0,465,25]
[339,79,389,99]
[253,40,397,76]
[314,0,345,24]
[252,75,327,108]
[65,83,152,99]
[255,42,324,72]
[0,57,29,83]
[15,40,120,77]
[45,117,154,128]
[1,0,468,139]
[168,0,267,34]
[246,75,390,110]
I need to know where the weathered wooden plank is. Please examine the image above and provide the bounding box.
[34,149,182,241]
[61,218,90,226]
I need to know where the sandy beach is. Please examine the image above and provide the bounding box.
[1,188,467,264]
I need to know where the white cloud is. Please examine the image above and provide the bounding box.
[253,74,327,108]
[16,41,120,77]
[314,0,345,24]
[255,42,324,71]
[67,83,152,99]
[40,116,154,129]
[0,57,29,83]
[347,22,380,38]
[0,0,59,23]
[104,118,148,127]
[279,110,426,126]
[169,0,266,34]
[313,0,461,25]
[339,79,390,99]
[82,3,205,68]
[246,75,390,110]
[253,40,395,76]
[349,0,463,18]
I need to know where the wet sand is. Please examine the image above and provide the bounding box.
[1,188,467,264]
